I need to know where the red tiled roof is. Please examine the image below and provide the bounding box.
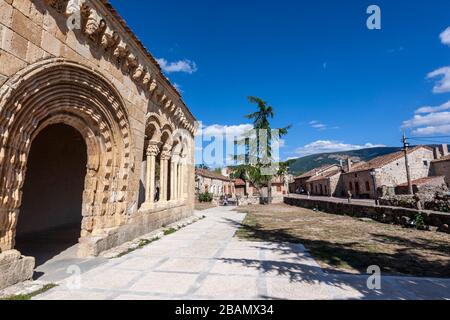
[234,179,246,187]
[295,164,339,179]
[348,146,432,173]
[195,169,231,182]
[397,176,445,187]
[432,154,450,163]
[306,169,342,182]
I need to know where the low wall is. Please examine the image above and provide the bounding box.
[284,197,450,233]
[78,203,193,256]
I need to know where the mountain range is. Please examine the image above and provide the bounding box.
[286,147,403,175]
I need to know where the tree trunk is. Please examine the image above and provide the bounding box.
[267,180,272,205]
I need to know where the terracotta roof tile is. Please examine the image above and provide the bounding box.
[397,176,445,187]
[432,154,450,163]
[306,169,342,182]
[195,169,231,182]
[295,164,339,179]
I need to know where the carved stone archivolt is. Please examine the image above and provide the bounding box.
[44,0,196,135]
[0,59,134,252]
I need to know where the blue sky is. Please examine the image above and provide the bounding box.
[110,0,450,163]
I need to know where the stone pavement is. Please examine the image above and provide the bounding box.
[35,206,450,300]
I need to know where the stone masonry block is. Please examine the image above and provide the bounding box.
[2,27,28,60]
[0,49,27,76]
[11,8,42,46]
[0,0,14,27]
[0,250,35,290]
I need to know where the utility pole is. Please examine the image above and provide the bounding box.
[402,133,414,195]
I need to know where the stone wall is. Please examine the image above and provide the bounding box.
[284,196,450,233]
[432,159,450,186]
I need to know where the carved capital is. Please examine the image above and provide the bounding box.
[146,144,160,157]
[160,150,172,161]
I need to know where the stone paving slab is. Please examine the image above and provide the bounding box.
[34,206,450,300]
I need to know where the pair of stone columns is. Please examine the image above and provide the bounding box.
[145,143,159,205]
[145,144,185,207]
[170,154,186,201]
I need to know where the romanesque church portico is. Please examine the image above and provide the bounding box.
[0,0,197,289]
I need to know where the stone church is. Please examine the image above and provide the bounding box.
[0,0,197,289]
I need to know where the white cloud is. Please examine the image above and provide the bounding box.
[309,120,327,130]
[156,58,198,74]
[427,67,450,93]
[402,102,450,135]
[415,100,450,114]
[173,83,183,93]
[440,27,450,47]
[295,140,385,156]
[199,124,253,138]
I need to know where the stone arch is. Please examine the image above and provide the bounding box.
[0,58,134,252]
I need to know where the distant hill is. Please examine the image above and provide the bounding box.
[286,147,403,175]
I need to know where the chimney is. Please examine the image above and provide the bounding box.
[434,147,442,160]
[442,144,449,157]
[347,158,352,172]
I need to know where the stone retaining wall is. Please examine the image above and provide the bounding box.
[284,197,450,233]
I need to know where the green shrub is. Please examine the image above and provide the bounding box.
[414,213,426,229]
[199,192,213,203]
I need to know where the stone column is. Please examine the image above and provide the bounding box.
[160,150,171,203]
[170,160,178,201]
[145,143,159,206]
[177,163,183,199]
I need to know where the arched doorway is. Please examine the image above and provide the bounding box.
[15,124,87,266]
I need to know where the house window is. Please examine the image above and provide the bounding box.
[366,181,370,192]
[423,160,429,166]
[277,185,282,192]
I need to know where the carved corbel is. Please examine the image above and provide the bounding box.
[149,80,157,95]
[164,100,172,109]
[132,65,144,81]
[101,27,119,49]
[113,40,128,58]
[124,53,138,73]
[45,0,69,13]
[84,9,106,41]
[142,72,152,86]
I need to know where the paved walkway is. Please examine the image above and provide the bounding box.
[35,206,450,300]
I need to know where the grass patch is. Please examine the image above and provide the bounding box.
[116,237,159,258]
[0,284,58,300]
[235,204,450,277]
[164,228,177,236]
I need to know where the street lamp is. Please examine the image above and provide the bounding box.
[370,169,379,206]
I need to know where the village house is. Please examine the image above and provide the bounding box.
[0,0,197,290]
[431,145,450,187]
[306,168,344,197]
[341,146,435,199]
[195,168,235,199]
[290,164,341,194]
